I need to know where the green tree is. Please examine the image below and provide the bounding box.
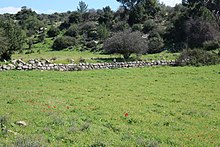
[97,24,109,41]
[103,30,147,59]
[0,19,25,60]
[68,12,81,24]
[0,28,9,61]
[77,1,88,13]
[64,24,78,37]
[47,26,60,37]
[98,6,114,28]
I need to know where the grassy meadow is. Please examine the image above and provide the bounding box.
[0,65,220,146]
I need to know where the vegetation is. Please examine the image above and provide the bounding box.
[0,18,25,61]
[176,49,220,66]
[52,36,76,51]
[0,1,220,146]
[0,0,219,63]
[0,65,220,146]
[103,30,147,59]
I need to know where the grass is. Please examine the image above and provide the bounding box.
[0,65,220,146]
[11,38,178,64]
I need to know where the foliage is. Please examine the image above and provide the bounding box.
[59,21,71,30]
[112,21,130,32]
[77,1,88,13]
[98,6,114,28]
[0,29,9,61]
[132,23,143,31]
[52,36,76,51]
[97,24,109,41]
[103,30,147,59]
[47,26,60,38]
[64,25,78,37]
[176,49,220,66]
[0,18,25,61]
[68,12,81,24]
[85,41,97,49]
[142,19,156,34]
[79,21,96,33]
[184,18,219,49]
[203,40,220,51]
[147,31,164,54]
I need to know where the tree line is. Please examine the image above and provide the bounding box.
[0,0,220,65]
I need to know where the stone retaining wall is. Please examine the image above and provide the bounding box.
[0,59,176,71]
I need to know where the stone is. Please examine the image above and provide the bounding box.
[28,60,35,64]
[11,60,17,65]
[16,121,27,126]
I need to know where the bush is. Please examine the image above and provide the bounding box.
[52,36,76,51]
[79,21,96,33]
[86,41,97,48]
[132,24,143,31]
[47,26,60,38]
[203,40,220,51]
[142,19,156,33]
[68,12,81,24]
[64,25,78,37]
[176,49,220,66]
[112,21,130,32]
[147,31,164,54]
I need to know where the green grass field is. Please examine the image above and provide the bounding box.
[0,65,220,146]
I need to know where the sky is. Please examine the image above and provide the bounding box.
[0,0,181,14]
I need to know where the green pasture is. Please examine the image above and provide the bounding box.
[0,65,220,146]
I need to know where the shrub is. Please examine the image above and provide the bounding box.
[64,25,78,37]
[203,40,220,51]
[68,12,81,24]
[103,30,147,59]
[86,41,97,48]
[142,19,156,33]
[47,26,60,37]
[79,21,96,33]
[112,21,130,32]
[176,49,220,66]
[52,36,76,51]
[147,31,164,54]
[132,24,143,31]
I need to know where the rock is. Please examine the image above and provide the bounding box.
[11,60,17,65]
[28,60,35,64]
[15,121,27,126]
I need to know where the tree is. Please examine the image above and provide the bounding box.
[98,6,114,28]
[0,28,9,61]
[47,26,60,37]
[103,30,147,59]
[97,24,110,41]
[77,1,88,13]
[68,12,81,24]
[184,18,219,48]
[52,36,76,51]
[0,19,25,60]
[64,24,78,37]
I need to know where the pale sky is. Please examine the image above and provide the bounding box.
[0,0,182,14]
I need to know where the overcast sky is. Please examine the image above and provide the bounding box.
[0,0,182,14]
